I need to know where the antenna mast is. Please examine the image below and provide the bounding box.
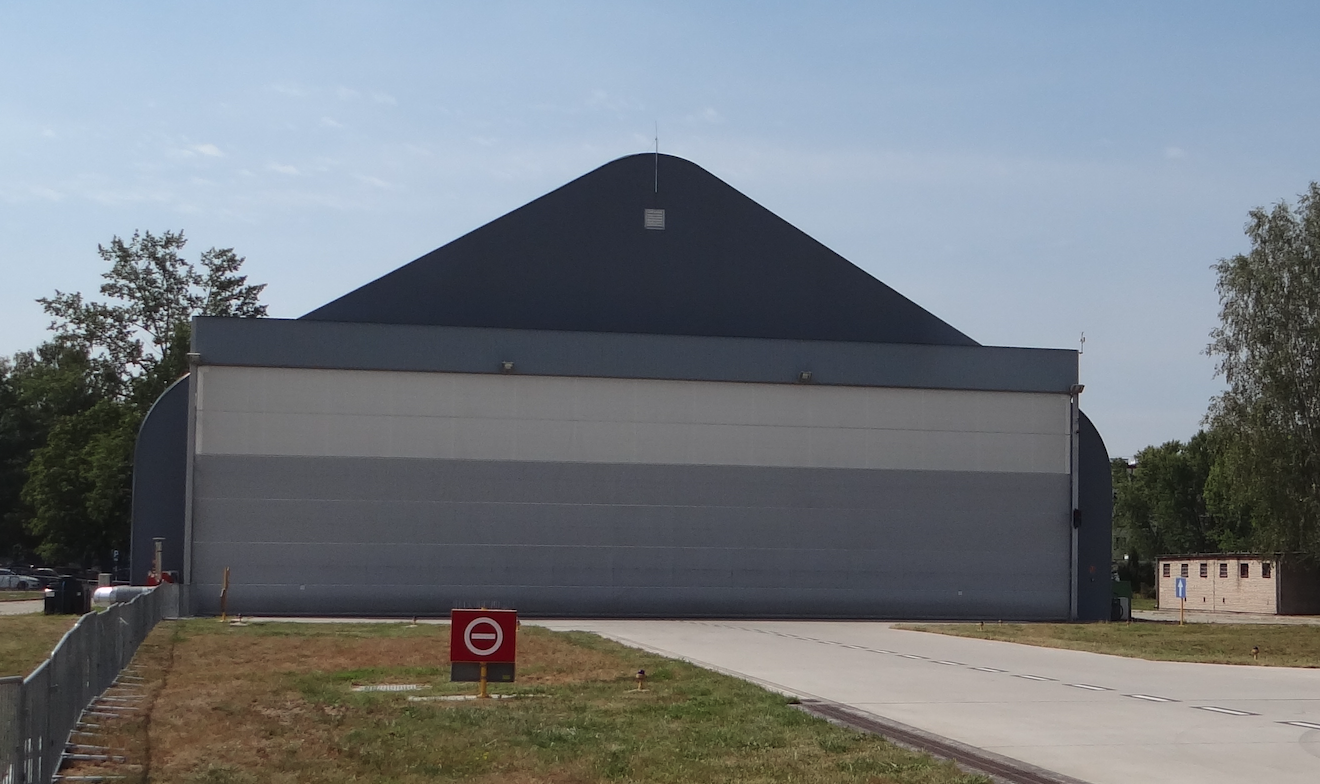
[654,122,659,193]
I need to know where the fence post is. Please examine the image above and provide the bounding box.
[1,675,22,784]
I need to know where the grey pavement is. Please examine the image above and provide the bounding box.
[0,599,42,615]
[1134,608,1320,625]
[533,619,1320,784]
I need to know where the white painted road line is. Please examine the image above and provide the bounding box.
[1126,694,1177,703]
[1066,684,1110,691]
[1015,674,1054,682]
[970,666,1006,673]
[899,654,927,660]
[1196,706,1257,717]
[1281,721,1320,730]
[932,660,964,666]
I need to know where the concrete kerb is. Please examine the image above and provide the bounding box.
[1133,609,1320,625]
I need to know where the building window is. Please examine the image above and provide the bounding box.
[1240,563,1250,578]
[1180,563,1189,578]
[1163,563,1171,578]
[1263,562,1273,578]
[1219,563,1229,578]
[1199,563,1208,578]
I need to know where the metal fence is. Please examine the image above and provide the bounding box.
[0,585,169,784]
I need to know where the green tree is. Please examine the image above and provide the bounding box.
[0,343,111,561]
[1206,182,1320,556]
[39,230,266,409]
[1113,431,1254,565]
[17,230,266,564]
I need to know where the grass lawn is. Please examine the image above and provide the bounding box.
[0,590,45,602]
[1130,595,1157,611]
[900,621,1320,667]
[0,613,79,676]
[67,620,991,784]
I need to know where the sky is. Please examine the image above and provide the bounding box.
[2,1,1318,458]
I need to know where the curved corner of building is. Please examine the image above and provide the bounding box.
[130,376,189,586]
[1076,411,1114,621]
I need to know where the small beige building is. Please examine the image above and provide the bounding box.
[1157,554,1320,615]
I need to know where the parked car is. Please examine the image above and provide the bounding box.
[0,568,40,590]
[22,567,66,588]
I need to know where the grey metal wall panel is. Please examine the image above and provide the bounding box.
[191,316,1078,395]
[195,366,1071,474]
[190,455,1071,619]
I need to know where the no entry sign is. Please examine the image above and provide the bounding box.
[450,609,518,684]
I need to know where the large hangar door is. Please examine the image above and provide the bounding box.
[188,365,1073,618]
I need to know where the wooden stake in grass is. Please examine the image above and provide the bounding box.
[219,567,230,623]
[1252,645,1260,661]
[635,669,647,691]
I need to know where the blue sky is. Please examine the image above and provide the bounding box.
[2,2,1318,457]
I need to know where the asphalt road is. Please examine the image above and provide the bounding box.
[0,598,42,615]
[534,620,1320,784]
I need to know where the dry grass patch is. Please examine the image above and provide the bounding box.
[900,621,1320,667]
[120,620,990,784]
[0,613,78,676]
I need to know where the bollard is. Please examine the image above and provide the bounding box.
[1252,646,1260,661]
[635,669,647,691]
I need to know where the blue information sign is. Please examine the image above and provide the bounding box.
[1174,576,1187,599]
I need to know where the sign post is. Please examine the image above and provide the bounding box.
[450,609,518,698]
[1174,576,1187,625]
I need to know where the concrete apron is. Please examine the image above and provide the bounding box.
[531,620,1320,784]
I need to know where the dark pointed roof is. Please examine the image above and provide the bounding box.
[303,154,977,346]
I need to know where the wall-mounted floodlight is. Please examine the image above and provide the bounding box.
[1069,384,1085,396]
[186,352,201,365]
[797,371,813,383]
[500,361,515,373]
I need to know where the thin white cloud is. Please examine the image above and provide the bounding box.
[1164,146,1187,159]
[586,90,641,113]
[193,143,223,157]
[321,117,344,128]
[372,93,397,105]
[30,186,63,201]
[355,175,393,189]
[269,82,308,97]
[267,163,300,175]
[685,107,723,125]
[337,87,360,101]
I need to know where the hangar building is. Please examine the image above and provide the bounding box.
[132,153,1113,620]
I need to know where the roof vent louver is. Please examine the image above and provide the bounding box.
[643,208,665,230]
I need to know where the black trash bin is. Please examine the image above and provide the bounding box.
[44,576,88,615]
